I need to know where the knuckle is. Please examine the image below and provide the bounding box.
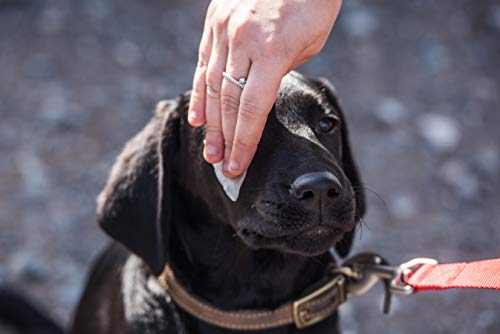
[233,136,256,152]
[206,77,221,98]
[221,93,240,114]
[231,21,252,46]
[224,140,233,150]
[212,12,230,33]
[230,33,244,49]
[198,52,209,68]
[238,99,261,121]
[206,84,220,98]
[215,14,230,27]
[205,124,222,134]
[206,2,217,18]
[189,90,202,103]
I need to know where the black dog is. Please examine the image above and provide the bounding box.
[71,72,365,334]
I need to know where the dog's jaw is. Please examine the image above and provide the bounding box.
[237,224,348,256]
[234,198,357,256]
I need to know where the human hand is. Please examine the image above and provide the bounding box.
[188,0,342,178]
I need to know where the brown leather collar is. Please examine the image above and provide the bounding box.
[158,264,346,331]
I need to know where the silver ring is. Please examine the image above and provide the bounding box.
[223,72,247,89]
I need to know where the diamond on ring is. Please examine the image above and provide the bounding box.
[223,72,247,89]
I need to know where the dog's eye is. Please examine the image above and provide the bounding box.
[317,115,339,134]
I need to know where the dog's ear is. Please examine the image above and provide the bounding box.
[316,78,366,257]
[96,96,185,275]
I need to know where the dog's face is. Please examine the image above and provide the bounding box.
[195,72,364,256]
[97,72,365,275]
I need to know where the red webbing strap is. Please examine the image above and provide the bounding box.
[406,259,500,293]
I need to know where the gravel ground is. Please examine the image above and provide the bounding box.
[1,0,499,333]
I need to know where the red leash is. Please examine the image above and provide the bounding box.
[406,258,500,292]
[337,254,500,313]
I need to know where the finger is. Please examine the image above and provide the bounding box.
[188,26,213,127]
[188,61,208,126]
[203,31,228,163]
[227,61,284,176]
[220,48,251,176]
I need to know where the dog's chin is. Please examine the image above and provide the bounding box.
[237,225,346,256]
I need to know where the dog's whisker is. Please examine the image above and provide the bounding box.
[353,184,393,225]
[356,217,368,240]
[358,217,369,231]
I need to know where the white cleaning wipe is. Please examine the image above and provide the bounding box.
[212,161,247,201]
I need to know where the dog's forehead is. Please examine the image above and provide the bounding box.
[273,73,331,148]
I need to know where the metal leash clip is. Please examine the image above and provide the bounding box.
[389,257,438,295]
[332,254,438,314]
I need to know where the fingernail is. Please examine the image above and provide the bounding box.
[228,160,240,172]
[205,144,218,156]
[222,160,229,171]
[188,111,198,122]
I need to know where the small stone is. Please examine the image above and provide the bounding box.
[41,83,68,122]
[472,147,499,179]
[38,7,65,35]
[85,0,111,22]
[113,40,141,68]
[374,97,407,127]
[439,160,479,200]
[441,289,461,305]
[491,5,500,29]
[389,193,418,220]
[145,44,169,68]
[76,35,100,63]
[421,42,449,72]
[56,284,82,306]
[15,150,50,199]
[8,252,49,283]
[23,53,55,79]
[140,80,168,104]
[343,10,379,38]
[476,309,498,330]
[417,113,461,152]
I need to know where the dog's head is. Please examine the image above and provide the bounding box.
[97,72,365,275]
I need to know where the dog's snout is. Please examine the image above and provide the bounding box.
[290,172,342,204]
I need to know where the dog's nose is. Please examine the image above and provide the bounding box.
[290,172,342,204]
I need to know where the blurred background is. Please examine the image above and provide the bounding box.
[1,0,499,333]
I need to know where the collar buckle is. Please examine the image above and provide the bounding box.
[292,275,346,329]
